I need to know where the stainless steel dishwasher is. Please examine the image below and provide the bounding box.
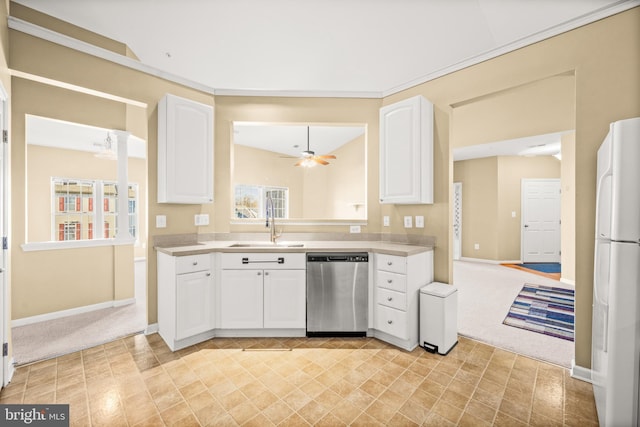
[306,253,368,337]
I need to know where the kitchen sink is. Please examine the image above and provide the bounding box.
[229,242,304,248]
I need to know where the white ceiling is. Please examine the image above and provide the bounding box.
[12,0,636,96]
[26,115,146,159]
[453,131,567,161]
[233,123,365,157]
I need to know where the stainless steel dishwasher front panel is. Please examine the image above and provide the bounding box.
[306,253,368,336]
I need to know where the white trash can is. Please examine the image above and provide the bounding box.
[420,282,458,355]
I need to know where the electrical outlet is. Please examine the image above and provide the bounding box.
[383,216,390,227]
[350,225,361,233]
[415,216,424,228]
[156,215,167,228]
[195,214,209,226]
[474,243,480,250]
[404,216,413,228]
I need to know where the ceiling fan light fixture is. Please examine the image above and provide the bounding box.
[294,126,336,167]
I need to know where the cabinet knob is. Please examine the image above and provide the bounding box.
[192,261,198,266]
[264,272,269,276]
[206,273,211,277]
[387,261,392,266]
[257,272,262,276]
[387,320,393,324]
[387,279,393,284]
[387,297,393,301]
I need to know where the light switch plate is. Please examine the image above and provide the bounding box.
[156,215,167,228]
[415,216,424,228]
[404,216,412,228]
[195,214,209,226]
[383,216,390,227]
[512,211,517,218]
[474,243,480,250]
[350,225,361,233]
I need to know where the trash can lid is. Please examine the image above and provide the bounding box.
[420,282,457,297]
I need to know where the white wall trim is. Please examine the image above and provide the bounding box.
[458,257,522,265]
[380,0,640,97]
[570,359,592,383]
[5,358,14,387]
[12,299,135,327]
[144,323,159,335]
[561,277,576,287]
[11,1,640,98]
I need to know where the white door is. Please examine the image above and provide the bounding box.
[521,179,561,263]
[263,269,306,329]
[453,182,462,260]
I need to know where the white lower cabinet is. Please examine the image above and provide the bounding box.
[373,251,433,350]
[158,252,215,350]
[219,253,306,334]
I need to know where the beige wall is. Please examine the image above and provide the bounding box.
[387,7,639,368]
[6,3,640,369]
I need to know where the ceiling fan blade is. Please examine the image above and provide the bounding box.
[316,155,336,159]
[314,158,330,165]
[294,159,305,166]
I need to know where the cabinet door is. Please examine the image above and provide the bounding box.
[220,270,264,329]
[158,93,214,204]
[175,270,213,340]
[379,95,433,204]
[263,270,306,329]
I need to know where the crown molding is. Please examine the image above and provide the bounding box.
[381,0,640,97]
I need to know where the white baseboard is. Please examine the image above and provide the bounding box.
[570,359,592,383]
[145,323,159,335]
[459,257,522,265]
[4,357,14,386]
[12,298,135,328]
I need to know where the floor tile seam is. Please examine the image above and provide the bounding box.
[454,346,500,427]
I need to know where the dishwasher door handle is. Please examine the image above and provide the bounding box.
[242,257,285,264]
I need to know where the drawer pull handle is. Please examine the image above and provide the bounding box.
[387,320,393,324]
[387,297,393,301]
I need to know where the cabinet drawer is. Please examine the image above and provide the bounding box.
[377,288,406,311]
[176,254,211,274]
[375,305,408,340]
[376,254,407,274]
[221,253,306,269]
[376,270,406,292]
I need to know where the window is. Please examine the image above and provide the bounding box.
[234,185,288,219]
[52,178,138,242]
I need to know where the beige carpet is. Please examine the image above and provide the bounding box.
[454,260,574,368]
[11,301,147,366]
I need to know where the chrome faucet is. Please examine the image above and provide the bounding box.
[265,194,281,243]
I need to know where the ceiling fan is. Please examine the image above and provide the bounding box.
[294,126,336,167]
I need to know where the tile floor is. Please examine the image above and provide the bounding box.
[0,334,598,426]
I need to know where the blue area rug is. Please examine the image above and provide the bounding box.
[503,283,575,341]
[518,263,561,273]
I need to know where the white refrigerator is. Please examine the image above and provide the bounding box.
[592,116,640,427]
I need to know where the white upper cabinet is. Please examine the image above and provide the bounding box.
[379,95,433,204]
[158,93,214,204]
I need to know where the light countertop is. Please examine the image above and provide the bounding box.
[155,240,433,257]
